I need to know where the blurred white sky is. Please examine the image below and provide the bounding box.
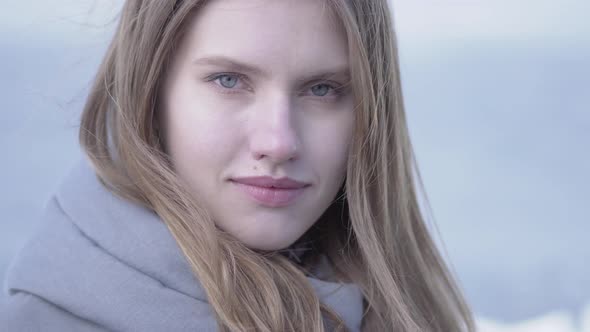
[392,0,590,44]
[1,0,589,48]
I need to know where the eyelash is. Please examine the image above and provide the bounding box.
[204,72,346,100]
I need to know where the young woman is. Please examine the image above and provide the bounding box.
[1,0,475,331]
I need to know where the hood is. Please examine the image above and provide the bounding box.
[4,158,363,331]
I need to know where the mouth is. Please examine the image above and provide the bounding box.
[230,176,310,207]
[230,176,309,189]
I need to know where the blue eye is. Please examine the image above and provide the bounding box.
[311,84,332,96]
[217,74,239,88]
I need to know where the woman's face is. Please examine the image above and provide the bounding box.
[161,0,354,250]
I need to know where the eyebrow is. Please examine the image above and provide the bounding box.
[192,55,350,84]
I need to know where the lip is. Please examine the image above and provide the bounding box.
[230,176,310,207]
[231,176,309,189]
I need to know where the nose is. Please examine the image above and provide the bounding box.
[249,96,300,164]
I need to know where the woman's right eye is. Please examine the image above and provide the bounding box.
[207,73,249,92]
[216,74,239,88]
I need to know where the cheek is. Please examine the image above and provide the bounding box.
[163,84,240,169]
[167,109,213,161]
[305,112,354,177]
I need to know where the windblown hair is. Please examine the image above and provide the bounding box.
[79,0,475,331]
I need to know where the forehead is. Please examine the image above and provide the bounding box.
[180,0,349,76]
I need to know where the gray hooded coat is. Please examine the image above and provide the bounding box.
[0,159,363,331]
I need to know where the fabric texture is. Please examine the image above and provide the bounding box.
[0,159,363,331]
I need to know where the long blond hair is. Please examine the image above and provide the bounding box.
[79,0,475,331]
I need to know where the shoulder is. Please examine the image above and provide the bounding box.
[0,291,107,332]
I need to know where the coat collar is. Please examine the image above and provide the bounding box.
[6,158,363,331]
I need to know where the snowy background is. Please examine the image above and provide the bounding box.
[1,1,588,331]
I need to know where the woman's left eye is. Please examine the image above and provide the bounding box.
[307,82,343,98]
[310,84,332,96]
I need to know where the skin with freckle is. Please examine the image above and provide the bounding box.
[161,0,354,250]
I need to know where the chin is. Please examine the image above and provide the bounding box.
[215,214,311,251]
[240,237,295,251]
[233,230,300,252]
